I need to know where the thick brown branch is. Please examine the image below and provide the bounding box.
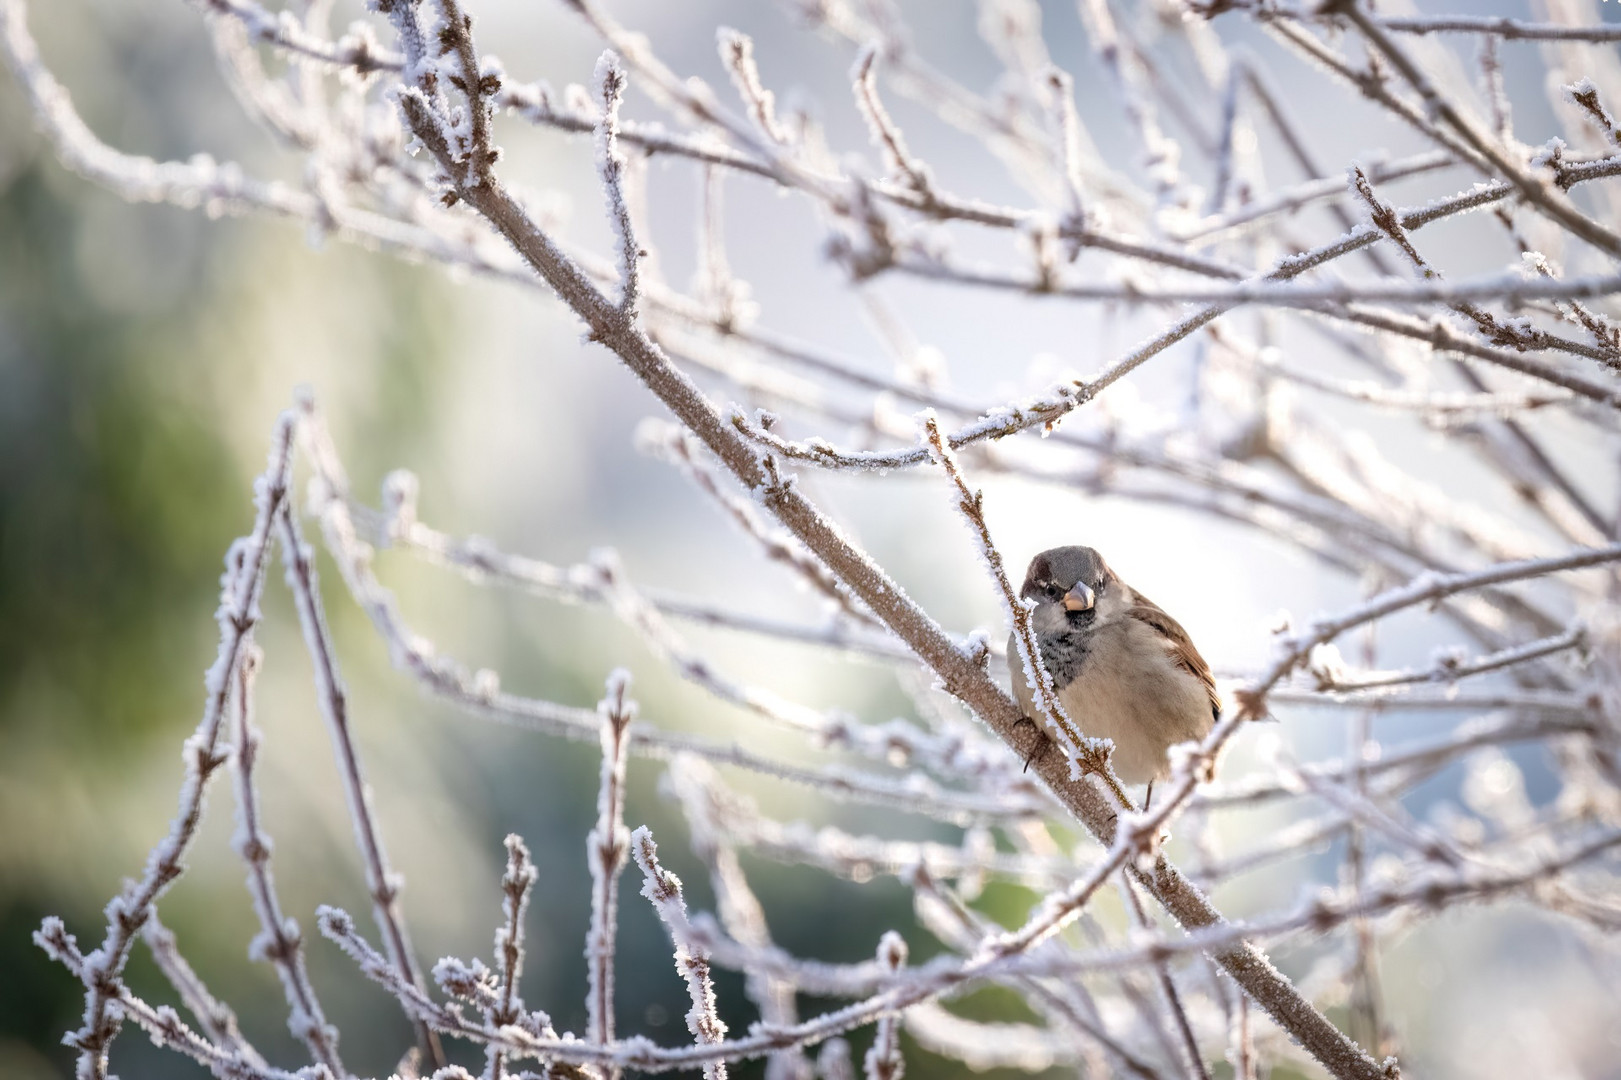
[397,70,1389,1080]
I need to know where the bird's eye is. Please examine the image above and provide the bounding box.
[1044,583,1062,600]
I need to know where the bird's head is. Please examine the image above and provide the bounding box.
[1020,545,1117,632]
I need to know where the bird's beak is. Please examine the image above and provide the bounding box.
[1062,583,1095,612]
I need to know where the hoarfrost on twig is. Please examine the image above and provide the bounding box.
[14,1,1621,1078]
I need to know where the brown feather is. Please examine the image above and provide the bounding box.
[1122,596,1221,722]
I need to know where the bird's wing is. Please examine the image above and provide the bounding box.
[1122,597,1221,721]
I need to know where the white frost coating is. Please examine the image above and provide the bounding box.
[495,836,537,994]
[593,50,640,315]
[431,955,488,996]
[586,672,635,1047]
[23,5,1621,1078]
[380,468,420,541]
[601,667,635,713]
[1531,136,1568,169]
[717,29,788,145]
[863,933,907,1080]
[227,641,345,1075]
[632,827,729,1080]
[959,628,990,664]
[818,1039,855,1080]
[850,44,931,196]
[470,667,500,701]
[1306,642,1348,688]
[1565,78,1621,151]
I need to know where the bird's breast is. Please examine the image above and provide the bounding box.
[1052,620,1214,784]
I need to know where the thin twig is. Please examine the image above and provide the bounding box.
[1379,15,1621,43]
[586,673,636,1067]
[920,410,1131,804]
[51,411,294,1080]
[228,641,346,1076]
[1119,874,1211,1080]
[279,494,445,1068]
[862,934,907,1080]
[488,835,539,1080]
[139,914,267,1069]
[632,829,730,1080]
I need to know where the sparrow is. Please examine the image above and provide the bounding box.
[1008,546,1220,804]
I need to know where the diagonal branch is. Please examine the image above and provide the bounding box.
[228,643,346,1076]
[389,41,1389,1080]
[919,411,1130,805]
[51,411,294,1080]
[278,496,445,1068]
[1337,0,1621,257]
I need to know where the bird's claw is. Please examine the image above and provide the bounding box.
[1011,716,1054,772]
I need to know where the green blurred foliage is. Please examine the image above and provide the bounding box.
[0,151,242,1067]
[0,9,461,1056]
[0,165,238,751]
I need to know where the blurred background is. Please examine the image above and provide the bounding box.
[4,2,1621,1078]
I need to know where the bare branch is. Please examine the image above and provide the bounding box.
[586,673,635,1061]
[717,29,789,146]
[279,489,444,1068]
[1379,15,1621,43]
[140,915,267,1069]
[228,643,346,1075]
[851,45,934,200]
[1339,1,1621,258]
[861,934,906,1080]
[632,829,729,1080]
[47,411,294,1080]
[488,835,539,1080]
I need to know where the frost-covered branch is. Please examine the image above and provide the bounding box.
[632,829,729,1080]
[40,916,316,1080]
[861,934,906,1080]
[586,673,635,1061]
[278,490,443,1068]
[594,51,641,316]
[488,835,539,1080]
[19,1,1621,1077]
[920,411,1129,803]
[47,412,294,1080]
[139,914,267,1070]
[1379,14,1621,42]
[851,45,934,201]
[227,643,345,1076]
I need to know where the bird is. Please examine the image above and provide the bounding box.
[1007,545,1220,807]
